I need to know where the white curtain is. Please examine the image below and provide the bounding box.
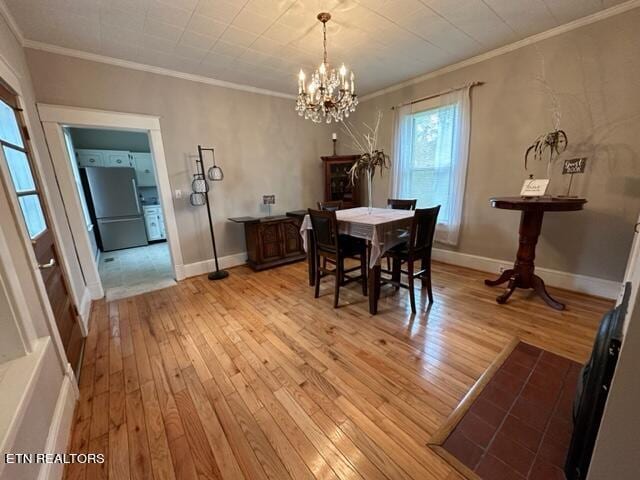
[436,86,471,245]
[389,103,413,200]
[389,85,472,246]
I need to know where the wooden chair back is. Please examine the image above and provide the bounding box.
[408,206,440,254]
[317,200,343,212]
[387,198,417,210]
[308,209,339,252]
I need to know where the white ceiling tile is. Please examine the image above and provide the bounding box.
[180,30,219,50]
[146,1,193,28]
[4,0,624,94]
[100,6,146,32]
[104,25,143,46]
[202,51,236,68]
[195,0,244,22]
[186,14,228,37]
[261,21,300,44]
[483,0,558,37]
[144,18,183,43]
[99,0,151,15]
[423,0,517,47]
[244,0,294,20]
[210,40,248,57]
[219,25,259,47]
[173,43,208,62]
[231,9,275,35]
[142,33,177,52]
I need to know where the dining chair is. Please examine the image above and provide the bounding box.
[308,209,367,308]
[317,200,344,211]
[385,206,440,313]
[387,198,417,210]
[385,198,417,271]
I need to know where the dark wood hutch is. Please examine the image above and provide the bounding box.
[229,213,306,271]
[321,155,361,208]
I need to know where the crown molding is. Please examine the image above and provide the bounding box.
[0,0,23,45]
[21,40,297,100]
[360,0,640,102]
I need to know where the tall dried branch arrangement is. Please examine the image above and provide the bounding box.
[525,47,568,176]
[341,111,390,185]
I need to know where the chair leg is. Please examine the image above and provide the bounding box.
[407,259,416,314]
[421,254,434,303]
[334,259,342,308]
[314,255,321,299]
[392,257,401,290]
[360,248,368,296]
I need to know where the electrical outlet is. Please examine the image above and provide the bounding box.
[499,265,509,273]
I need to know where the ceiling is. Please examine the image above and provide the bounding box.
[4,0,628,96]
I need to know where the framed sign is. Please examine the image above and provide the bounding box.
[262,195,275,205]
[562,157,587,175]
[520,178,550,197]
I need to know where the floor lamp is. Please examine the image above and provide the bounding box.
[190,145,228,280]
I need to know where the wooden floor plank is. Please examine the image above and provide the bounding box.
[64,262,608,480]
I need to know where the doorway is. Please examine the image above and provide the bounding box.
[38,104,184,311]
[63,127,176,301]
[0,83,83,374]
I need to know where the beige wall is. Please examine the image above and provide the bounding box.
[350,8,640,282]
[24,50,333,266]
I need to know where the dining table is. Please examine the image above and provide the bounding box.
[299,207,415,314]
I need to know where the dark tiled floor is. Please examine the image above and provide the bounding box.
[442,342,582,480]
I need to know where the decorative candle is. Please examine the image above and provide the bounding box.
[350,71,355,94]
[332,133,337,140]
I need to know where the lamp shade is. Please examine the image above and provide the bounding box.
[208,165,224,181]
[191,174,209,193]
[190,192,205,206]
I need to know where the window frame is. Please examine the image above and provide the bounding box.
[404,97,459,226]
[0,86,47,240]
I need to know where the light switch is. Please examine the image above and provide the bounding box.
[174,189,182,199]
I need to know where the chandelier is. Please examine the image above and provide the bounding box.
[296,12,358,123]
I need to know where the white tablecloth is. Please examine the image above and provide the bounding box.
[299,207,414,268]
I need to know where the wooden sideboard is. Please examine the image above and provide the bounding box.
[229,213,306,271]
[321,155,361,208]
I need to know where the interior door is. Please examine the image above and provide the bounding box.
[0,82,83,375]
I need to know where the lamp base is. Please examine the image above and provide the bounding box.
[208,270,229,281]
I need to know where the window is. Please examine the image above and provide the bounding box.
[0,96,47,238]
[391,87,471,245]
[407,103,457,224]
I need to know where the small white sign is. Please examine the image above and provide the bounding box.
[520,178,550,197]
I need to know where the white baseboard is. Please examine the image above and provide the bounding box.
[432,248,621,299]
[87,280,103,300]
[179,251,247,279]
[37,366,78,480]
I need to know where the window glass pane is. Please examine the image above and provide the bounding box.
[0,100,24,148]
[408,104,458,223]
[18,194,47,238]
[3,146,35,192]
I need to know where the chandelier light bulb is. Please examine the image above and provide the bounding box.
[295,12,358,123]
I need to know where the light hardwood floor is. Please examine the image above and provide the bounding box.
[64,261,612,480]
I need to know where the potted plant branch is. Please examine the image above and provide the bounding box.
[342,111,390,213]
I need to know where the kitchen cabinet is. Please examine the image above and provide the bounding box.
[143,205,166,241]
[103,150,134,168]
[132,153,156,187]
[76,149,105,167]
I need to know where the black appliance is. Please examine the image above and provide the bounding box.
[565,282,630,480]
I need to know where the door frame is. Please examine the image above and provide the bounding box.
[0,56,79,380]
[38,104,185,303]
